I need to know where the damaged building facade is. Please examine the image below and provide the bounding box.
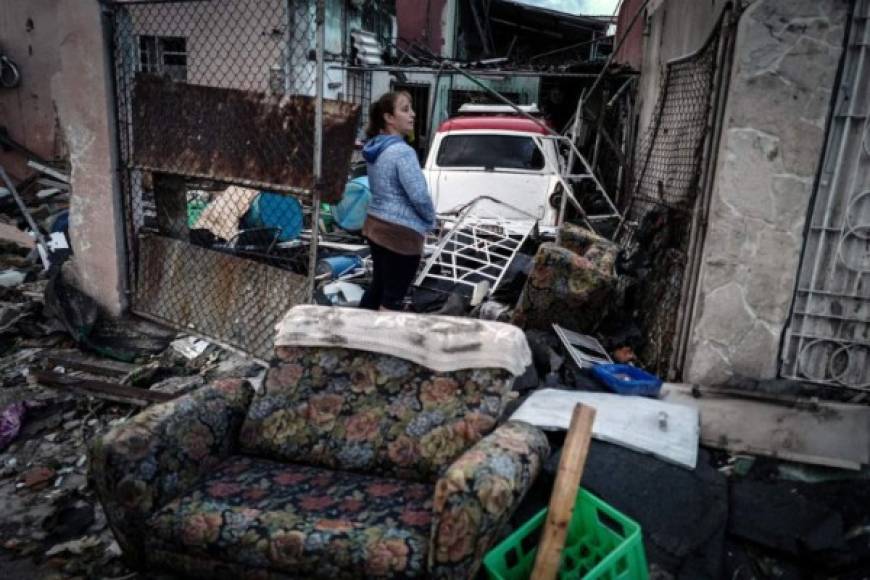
[1,0,866,390]
[617,0,865,392]
[2,0,867,390]
[1,0,870,578]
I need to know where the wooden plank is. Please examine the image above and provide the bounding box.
[0,221,35,249]
[511,388,700,469]
[29,370,176,406]
[26,160,70,183]
[661,383,870,470]
[41,352,136,378]
[532,404,596,580]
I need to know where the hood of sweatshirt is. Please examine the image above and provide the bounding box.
[362,134,404,163]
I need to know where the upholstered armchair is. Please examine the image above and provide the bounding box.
[90,306,549,579]
[512,222,619,333]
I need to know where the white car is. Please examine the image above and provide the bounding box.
[422,104,563,227]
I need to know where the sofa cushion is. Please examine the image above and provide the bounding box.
[240,347,514,482]
[146,455,434,579]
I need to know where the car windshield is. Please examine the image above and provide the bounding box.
[436,134,545,170]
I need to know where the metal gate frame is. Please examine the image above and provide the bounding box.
[780,0,870,392]
[107,0,329,361]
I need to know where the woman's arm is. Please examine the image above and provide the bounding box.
[396,147,437,229]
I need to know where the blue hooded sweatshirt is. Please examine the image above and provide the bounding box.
[362,135,436,236]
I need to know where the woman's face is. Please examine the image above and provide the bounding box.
[384,94,415,137]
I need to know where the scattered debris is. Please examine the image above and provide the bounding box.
[170,336,212,360]
[321,280,365,307]
[0,402,26,451]
[553,323,612,369]
[0,221,34,249]
[20,466,56,489]
[29,370,178,406]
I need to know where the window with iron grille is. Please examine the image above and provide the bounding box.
[139,35,188,82]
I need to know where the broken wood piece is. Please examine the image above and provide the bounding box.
[531,403,596,580]
[0,221,35,249]
[0,166,51,252]
[42,352,136,379]
[26,160,70,183]
[36,188,62,200]
[28,370,177,406]
[36,177,70,190]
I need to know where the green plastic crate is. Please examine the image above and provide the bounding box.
[484,488,649,580]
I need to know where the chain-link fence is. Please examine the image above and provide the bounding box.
[618,24,724,378]
[109,0,360,360]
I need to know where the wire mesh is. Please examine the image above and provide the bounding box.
[619,26,722,378]
[109,0,329,360]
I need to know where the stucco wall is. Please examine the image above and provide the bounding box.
[684,0,849,385]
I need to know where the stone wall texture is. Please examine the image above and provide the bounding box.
[684,0,850,385]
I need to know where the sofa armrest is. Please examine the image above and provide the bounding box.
[88,378,253,563]
[428,420,549,579]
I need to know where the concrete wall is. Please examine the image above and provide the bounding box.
[684,0,849,385]
[1,0,125,316]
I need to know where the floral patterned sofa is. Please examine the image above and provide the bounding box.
[89,306,549,579]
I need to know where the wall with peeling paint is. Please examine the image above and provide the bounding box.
[0,0,64,178]
[1,0,126,316]
[684,0,849,385]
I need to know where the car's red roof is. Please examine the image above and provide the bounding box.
[436,116,551,135]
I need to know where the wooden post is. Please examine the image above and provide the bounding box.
[531,403,597,580]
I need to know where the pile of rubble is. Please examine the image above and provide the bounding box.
[0,169,265,577]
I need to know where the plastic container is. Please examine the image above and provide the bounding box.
[243,192,303,241]
[590,364,663,397]
[315,254,365,280]
[332,176,371,232]
[484,488,648,580]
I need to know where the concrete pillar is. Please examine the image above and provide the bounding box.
[54,0,126,316]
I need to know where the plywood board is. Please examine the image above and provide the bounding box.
[511,388,700,469]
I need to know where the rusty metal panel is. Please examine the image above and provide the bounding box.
[131,77,359,203]
[134,235,307,361]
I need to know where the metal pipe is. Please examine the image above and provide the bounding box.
[333,64,637,79]
[308,0,325,302]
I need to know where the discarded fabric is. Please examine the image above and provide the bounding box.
[0,402,25,451]
[275,304,532,375]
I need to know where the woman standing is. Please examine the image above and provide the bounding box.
[359,91,436,311]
